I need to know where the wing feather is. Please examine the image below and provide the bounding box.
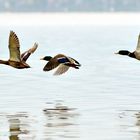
[21,42,38,62]
[53,64,69,75]
[57,57,70,63]
[68,57,80,65]
[8,31,21,62]
[136,34,140,52]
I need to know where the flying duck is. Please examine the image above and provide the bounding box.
[115,34,140,60]
[40,54,81,75]
[0,31,38,69]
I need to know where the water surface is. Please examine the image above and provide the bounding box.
[0,23,140,140]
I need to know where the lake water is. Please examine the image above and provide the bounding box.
[1,14,140,140]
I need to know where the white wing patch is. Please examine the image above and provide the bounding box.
[53,64,69,75]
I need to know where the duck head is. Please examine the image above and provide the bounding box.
[40,56,52,61]
[115,50,130,56]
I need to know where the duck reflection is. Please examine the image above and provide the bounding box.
[133,111,140,139]
[9,118,20,140]
[43,102,80,139]
[135,112,140,126]
[119,110,140,140]
[7,112,31,140]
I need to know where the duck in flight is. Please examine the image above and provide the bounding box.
[0,31,38,69]
[115,34,140,60]
[40,54,81,75]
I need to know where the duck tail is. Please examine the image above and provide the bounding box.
[66,63,80,69]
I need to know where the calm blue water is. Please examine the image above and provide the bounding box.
[0,25,140,140]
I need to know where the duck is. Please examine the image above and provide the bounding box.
[40,54,81,75]
[0,31,38,69]
[115,34,140,60]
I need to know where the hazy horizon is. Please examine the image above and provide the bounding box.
[1,0,140,12]
[0,12,140,26]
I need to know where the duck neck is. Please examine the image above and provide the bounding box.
[0,60,9,65]
[128,52,136,58]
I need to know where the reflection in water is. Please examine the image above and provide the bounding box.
[9,118,20,140]
[0,102,80,140]
[7,113,31,140]
[135,111,140,125]
[0,112,36,140]
[119,110,140,140]
[135,112,140,139]
[43,102,80,139]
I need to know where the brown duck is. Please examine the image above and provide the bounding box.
[0,31,38,69]
[40,54,81,75]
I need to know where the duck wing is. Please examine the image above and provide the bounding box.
[43,59,59,71]
[8,31,21,62]
[57,56,81,67]
[21,42,38,62]
[136,34,140,52]
[53,64,69,75]
[27,42,38,54]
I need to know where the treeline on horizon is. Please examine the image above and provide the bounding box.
[0,0,140,12]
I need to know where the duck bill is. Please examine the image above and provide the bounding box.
[114,52,119,54]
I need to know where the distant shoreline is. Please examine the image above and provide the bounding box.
[0,12,140,26]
